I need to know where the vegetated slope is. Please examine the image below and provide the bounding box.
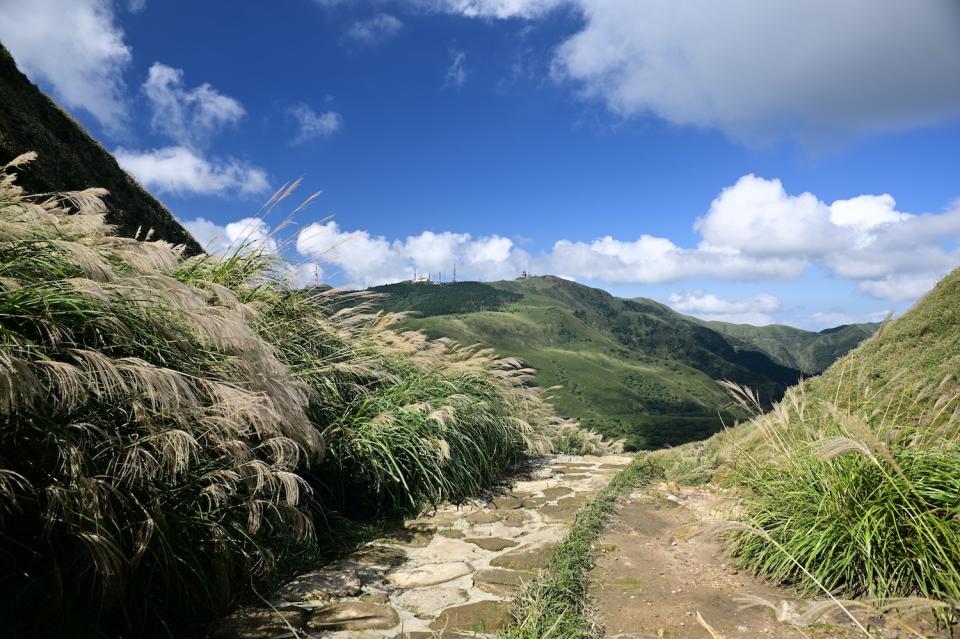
[701,319,880,374]
[659,267,960,619]
[371,276,861,450]
[0,161,611,638]
[0,43,200,251]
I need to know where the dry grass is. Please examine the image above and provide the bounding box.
[0,154,617,637]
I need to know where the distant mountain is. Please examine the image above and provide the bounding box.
[698,320,881,375]
[371,276,877,449]
[0,43,200,251]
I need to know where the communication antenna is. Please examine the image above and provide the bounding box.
[453,263,457,283]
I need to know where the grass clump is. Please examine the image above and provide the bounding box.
[501,457,660,639]
[655,270,960,624]
[0,154,617,637]
[724,381,960,617]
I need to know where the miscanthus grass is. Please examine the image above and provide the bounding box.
[725,379,960,621]
[0,154,618,637]
[654,275,960,628]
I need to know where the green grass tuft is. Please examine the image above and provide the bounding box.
[501,457,661,639]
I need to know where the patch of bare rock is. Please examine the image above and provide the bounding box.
[215,454,633,638]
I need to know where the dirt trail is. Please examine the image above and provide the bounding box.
[588,483,945,639]
[215,454,634,638]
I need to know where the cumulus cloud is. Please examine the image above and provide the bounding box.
[285,175,960,303]
[288,104,343,144]
[296,221,527,287]
[422,0,960,143]
[668,291,781,326]
[143,62,245,147]
[181,216,277,255]
[558,0,960,142]
[116,63,269,197]
[693,175,960,300]
[346,13,404,45]
[0,0,132,132]
[446,50,467,88]
[115,146,269,196]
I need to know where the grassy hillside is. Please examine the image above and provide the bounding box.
[0,161,614,637]
[0,43,200,252]
[371,276,869,450]
[658,268,960,620]
[702,319,880,374]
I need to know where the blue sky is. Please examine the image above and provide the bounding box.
[2,0,960,329]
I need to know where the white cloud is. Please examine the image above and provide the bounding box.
[544,235,806,284]
[347,13,404,45]
[417,0,565,19]
[288,175,960,303]
[288,262,326,288]
[691,175,960,301]
[181,216,277,255]
[667,291,780,326]
[0,0,132,132]
[424,0,960,143]
[446,50,467,88]
[143,62,246,148]
[288,104,343,144]
[555,0,960,143]
[115,146,269,196]
[116,63,269,197]
[296,221,526,287]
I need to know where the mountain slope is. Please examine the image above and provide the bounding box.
[0,43,200,251]
[372,276,872,449]
[700,319,881,374]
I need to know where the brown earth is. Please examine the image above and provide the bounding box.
[588,484,948,639]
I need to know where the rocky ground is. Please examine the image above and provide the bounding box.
[216,454,635,639]
[588,483,949,639]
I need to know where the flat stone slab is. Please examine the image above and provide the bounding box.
[215,609,305,639]
[465,510,500,525]
[473,568,533,596]
[491,494,523,510]
[490,542,556,571]
[464,537,519,551]
[344,545,407,568]
[384,528,434,547]
[541,486,574,500]
[430,600,513,636]
[277,568,361,602]
[307,602,400,631]
[387,561,473,588]
[540,495,592,522]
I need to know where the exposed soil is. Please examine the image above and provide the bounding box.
[588,483,949,639]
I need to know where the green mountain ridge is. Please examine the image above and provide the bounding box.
[371,275,878,449]
[696,319,881,375]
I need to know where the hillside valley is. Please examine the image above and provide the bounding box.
[371,276,877,449]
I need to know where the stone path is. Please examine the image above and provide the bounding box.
[217,454,634,639]
[587,482,947,639]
